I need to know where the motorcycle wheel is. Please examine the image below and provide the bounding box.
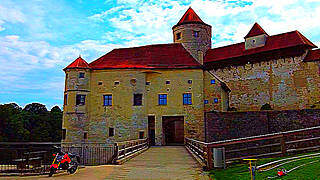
[49,168,55,177]
[68,162,78,174]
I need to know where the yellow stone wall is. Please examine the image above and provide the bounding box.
[212,51,320,111]
[62,69,91,142]
[203,71,229,112]
[62,68,227,144]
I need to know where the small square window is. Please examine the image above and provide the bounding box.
[103,95,112,106]
[98,81,103,85]
[211,79,216,84]
[158,94,167,105]
[166,80,170,84]
[109,128,114,137]
[183,93,192,105]
[76,94,86,106]
[176,32,181,40]
[83,132,88,140]
[139,131,144,139]
[204,100,208,104]
[62,129,66,140]
[193,31,199,38]
[146,81,150,85]
[79,72,85,78]
[114,81,120,85]
[188,80,192,84]
[214,98,218,103]
[133,94,143,106]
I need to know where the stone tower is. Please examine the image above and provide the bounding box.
[172,7,212,64]
[62,56,91,143]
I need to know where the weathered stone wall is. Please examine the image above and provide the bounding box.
[63,69,91,143]
[211,51,320,111]
[205,109,320,142]
[88,69,148,143]
[145,69,205,145]
[203,71,229,112]
[63,68,228,145]
[173,23,211,63]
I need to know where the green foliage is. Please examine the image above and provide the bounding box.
[0,103,62,142]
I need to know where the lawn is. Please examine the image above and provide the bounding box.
[210,152,320,180]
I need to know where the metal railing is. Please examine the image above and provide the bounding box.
[0,140,141,175]
[186,126,320,170]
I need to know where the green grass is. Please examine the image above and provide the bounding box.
[210,152,320,180]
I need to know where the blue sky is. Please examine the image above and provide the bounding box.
[0,0,319,109]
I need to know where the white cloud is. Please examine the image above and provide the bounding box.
[92,0,320,49]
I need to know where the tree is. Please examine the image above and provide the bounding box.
[49,106,63,142]
[0,103,29,141]
[0,103,63,142]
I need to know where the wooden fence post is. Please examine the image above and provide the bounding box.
[281,135,286,156]
[207,145,213,170]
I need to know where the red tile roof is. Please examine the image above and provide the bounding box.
[244,23,268,38]
[64,56,90,70]
[305,49,320,62]
[173,7,209,28]
[89,43,202,69]
[205,30,317,63]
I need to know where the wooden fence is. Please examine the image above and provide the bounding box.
[186,126,320,170]
[114,138,149,164]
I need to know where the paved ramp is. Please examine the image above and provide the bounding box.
[6,146,209,180]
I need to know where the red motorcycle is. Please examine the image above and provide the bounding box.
[49,146,80,177]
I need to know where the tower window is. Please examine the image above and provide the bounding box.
[183,93,192,105]
[64,94,68,105]
[176,32,181,40]
[103,95,112,106]
[109,127,114,137]
[114,81,120,85]
[146,81,150,85]
[158,94,167,105]
[76,94,86,106]
[79,72,85,78]
[188,80,192,84]
[193,31,199,38]
[166,80,170,84]
[133,94,143,106]
[98,81,103,85]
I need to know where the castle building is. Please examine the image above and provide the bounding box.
[62,7,320,145]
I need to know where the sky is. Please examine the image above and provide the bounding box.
[0,0,320,109]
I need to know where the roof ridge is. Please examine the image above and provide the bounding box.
[295,30,317,48]
[244,23,268,38]
[113,43,181,50]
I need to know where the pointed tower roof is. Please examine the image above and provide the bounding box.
[173,7,210,28]
[64,56,90,70]
[244,23,269,38]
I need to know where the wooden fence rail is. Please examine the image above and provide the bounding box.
[186,126,320,170]
[114,138,149,164]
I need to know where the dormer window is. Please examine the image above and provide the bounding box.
[176,32,181,40]
[252,39,256,44]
